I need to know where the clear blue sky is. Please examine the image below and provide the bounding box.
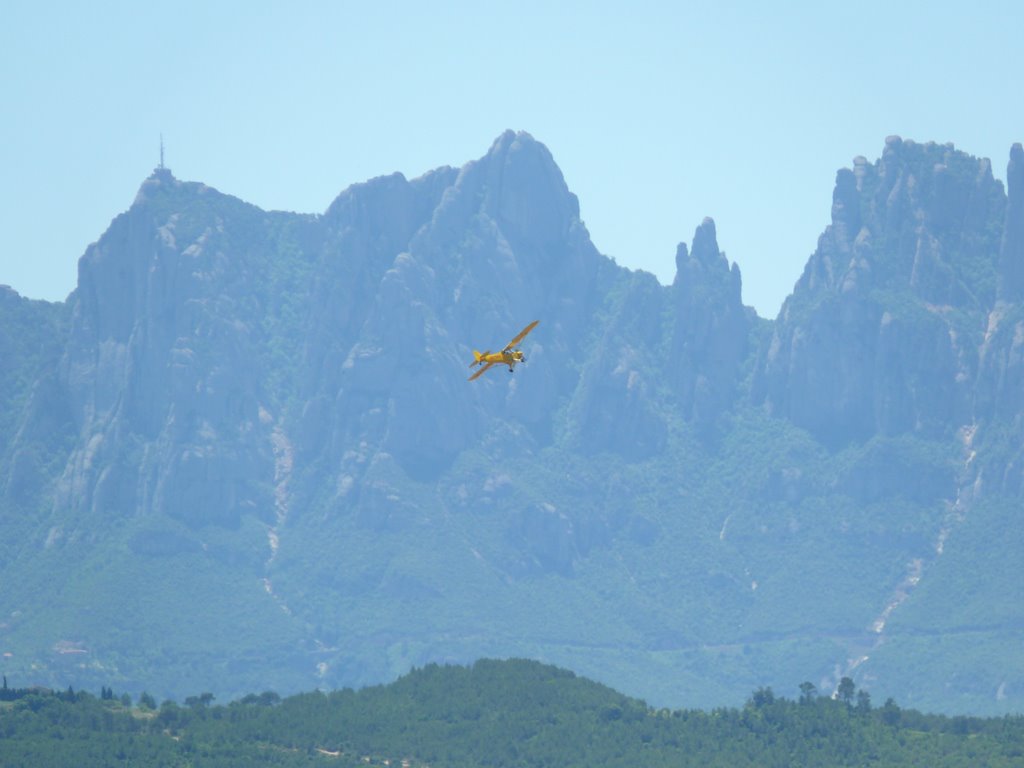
[2,0,1022,318]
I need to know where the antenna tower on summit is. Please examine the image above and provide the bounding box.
[159,134,165,170]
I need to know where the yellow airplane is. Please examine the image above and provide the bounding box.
[468,320,539,381]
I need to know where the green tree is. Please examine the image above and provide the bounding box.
[184,692,215,709]
[837,677,856,705]
[798,681,817,703]
[258,691,281,706]
[880,697,901,726]
[749,686,775,708]
[855,689,871,713]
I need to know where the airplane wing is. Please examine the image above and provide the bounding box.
[468,361,497,381]
[502,320,539,352]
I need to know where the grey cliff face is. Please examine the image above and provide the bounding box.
[973,144,1024,493]
[0,288,71,509]
[301,131,609,487]
[12,131,648,542]
[55,172,291,532]
[564,216,752,456]
[567,271,668,459]
[997,143,1024,301]
[670,218,750,426]
[753,137,1005,446]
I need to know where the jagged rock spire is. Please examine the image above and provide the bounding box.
[999,143,1024,301]
[671,217,748,425]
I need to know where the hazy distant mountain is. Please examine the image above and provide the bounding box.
[1,131,1021,714]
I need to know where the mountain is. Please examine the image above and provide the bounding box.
[0,132,1022,715]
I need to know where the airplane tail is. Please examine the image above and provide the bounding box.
[470,349,485,367]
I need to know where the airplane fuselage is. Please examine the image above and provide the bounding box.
[479,349,524,368]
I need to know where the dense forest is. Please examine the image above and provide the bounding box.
[1,659,1022,767]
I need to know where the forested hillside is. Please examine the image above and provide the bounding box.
[1,661,1022,767]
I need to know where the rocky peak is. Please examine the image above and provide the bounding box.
[319,169,458,285]
[476,130,581,249]
[753,139,1009,445]
[793,137,1004,309]
[969,144,1024,493]
[53,170,286,530]
[673,218,741,297]
[0,283,22,304]
[670,217,749,425]
[830,167,862,255]
[689,217,722,264]
[132,167,177,206]
[296,131,610,480]
[998,143,1024,301]
[323,169,448,231]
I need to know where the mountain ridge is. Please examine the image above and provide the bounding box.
[1,131,1022,715]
